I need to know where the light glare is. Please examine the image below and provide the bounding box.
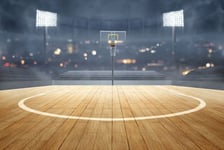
[54,48,61,55]
[92,50,97,56]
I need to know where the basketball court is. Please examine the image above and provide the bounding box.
[0,85,224,149]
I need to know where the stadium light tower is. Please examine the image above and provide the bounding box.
[100,31,126,85]
[36,9,57,63]
[163,9,184,65]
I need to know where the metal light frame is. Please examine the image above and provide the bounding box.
[163,10,184,67]
[36,9,57,63]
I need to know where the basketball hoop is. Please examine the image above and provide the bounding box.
[100,31,126,85]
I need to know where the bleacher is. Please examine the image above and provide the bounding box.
[182,67,224,81]
[58,70,166,80]
[0,67,50,81]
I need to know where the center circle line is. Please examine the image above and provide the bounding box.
[18,89,206,122]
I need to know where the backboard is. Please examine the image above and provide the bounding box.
[100,31,126,46]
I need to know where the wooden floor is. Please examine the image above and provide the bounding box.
[0,85,224,150]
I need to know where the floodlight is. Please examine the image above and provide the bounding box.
[162,10,184,68]
[163,10,184,27]
[35,9,57,63]
[36,9,57,27]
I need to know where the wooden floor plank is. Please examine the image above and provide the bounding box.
[0,85,224,149]
[119,87,149,150]
[112,87,129,150]
[144,86,222,149]
[54,87,99,150]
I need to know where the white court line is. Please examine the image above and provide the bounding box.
[18,88,206,122]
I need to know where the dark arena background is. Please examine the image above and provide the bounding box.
[0,0,224,149]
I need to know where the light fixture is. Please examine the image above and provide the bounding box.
[163,10,184,27]
[36,9,57,63]
[163,9,184,68]
[36,9,57,27]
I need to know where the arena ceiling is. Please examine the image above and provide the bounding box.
[0,0,224,32]
[0,0,223,18]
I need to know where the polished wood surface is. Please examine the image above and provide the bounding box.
[0,85,224,150]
